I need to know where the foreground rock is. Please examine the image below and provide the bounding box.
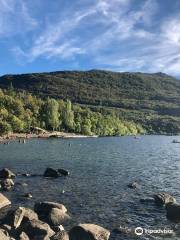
[0,169,16,179]
[21,219,55,239]
[154,192,176,206]
[0,229,10,240]
[4,207,38,229]
[0,193,11,209]
[51,230,69,240]
[166,203,180,222]
[48,208,71,226]
[34,202,69,226]
[69,224,110,240]
[34,202,67,215]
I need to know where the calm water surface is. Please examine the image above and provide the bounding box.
[0,135,180,239]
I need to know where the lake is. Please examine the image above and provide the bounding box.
[0,135,180,239]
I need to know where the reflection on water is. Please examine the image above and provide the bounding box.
[0,135,180,239]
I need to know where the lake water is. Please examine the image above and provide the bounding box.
[0,135,180,239]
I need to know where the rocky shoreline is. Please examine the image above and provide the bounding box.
[0,131,98,144]
[0,168,180,239]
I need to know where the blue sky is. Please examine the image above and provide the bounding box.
[0,0,180,76]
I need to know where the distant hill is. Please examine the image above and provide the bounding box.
[0,70,180,134]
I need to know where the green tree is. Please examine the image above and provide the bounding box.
[44,98,60,130]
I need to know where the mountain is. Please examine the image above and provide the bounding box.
[0,70,180,134]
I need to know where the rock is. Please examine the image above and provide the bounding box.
[127,182,140,189]
[69,224,110,240]
[19,232,29,240]
[166,203,180,222]
[154,192,176,206]
[58,169,69,176]
[0,169,15,179]
[22,173,31,177]
[22,219,54,239]
[44,168,59,178]
[140,198,154,203]
[48,208,71,226]
[23,193,32,199]
[51,231,69,240]
[4,207,38,229]
[0,193,11,209]
[1,179,14,191]
[34,202,67,216]
[0,229,10,240]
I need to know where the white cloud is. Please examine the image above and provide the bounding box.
[10,0,180,76]
[0,0,37,37]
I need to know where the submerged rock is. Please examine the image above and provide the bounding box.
[166,203,180,222]
[0,169,16,179]
[69,224,110,240]
[154,192,176,206]
[127,182,140,189]
[1,179,14,191]
[0,193,11,209]
[44,168,59,178]
[58,169,69,176]
[19,231,29,240]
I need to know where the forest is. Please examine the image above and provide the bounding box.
[0,87,144,136]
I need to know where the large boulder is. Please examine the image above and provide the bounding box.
[34,202,67,216]
[21,219,54,239]
[0,229,10,240]
[0,194,11,209]
[48,208,71,226]
[1,179,14,191]
[69,224,110,240]
[44,168,59,178]
[0,169,15,179]
[4,207,38,229]
[166,203,180,222]
[154,192,176,206]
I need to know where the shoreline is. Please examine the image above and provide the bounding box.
[0,131,98,143]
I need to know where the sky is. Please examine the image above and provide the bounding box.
[0,0,180,76]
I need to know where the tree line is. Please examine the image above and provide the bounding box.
[0,87,145,136]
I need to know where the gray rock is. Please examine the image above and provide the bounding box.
[69,224,110,240]
[48,208,71,226]
[154,192,176,206]
[0,193,11,209]
[166,203,180,222]
[0,169,15,179]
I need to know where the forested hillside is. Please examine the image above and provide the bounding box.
[0,88,143,136]
[0,70,179,134]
